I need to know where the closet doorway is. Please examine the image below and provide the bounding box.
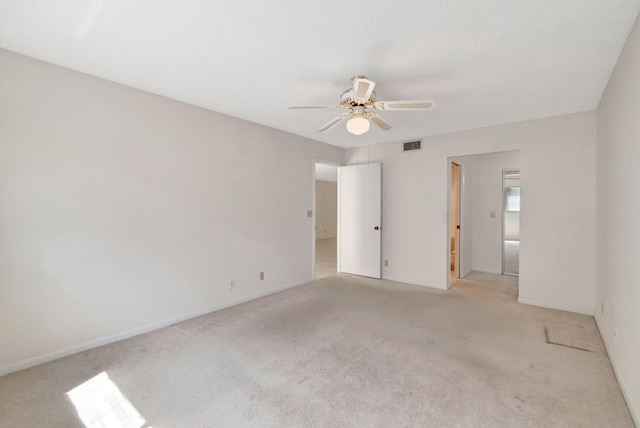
[503,170,520,276]
[450,162,461,278]
[314,163,338,279]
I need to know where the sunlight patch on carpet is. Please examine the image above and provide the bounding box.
[66,371,146,428]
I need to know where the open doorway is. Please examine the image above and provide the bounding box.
[503,170,520,276]
[314,163,338,279]
[447,150,520,290]
[450,162,461,278]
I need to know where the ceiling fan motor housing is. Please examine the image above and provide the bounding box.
[288,74,434,134]
[340,88,377,108]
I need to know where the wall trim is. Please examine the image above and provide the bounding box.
[517,296,593,316]
[315,235,337,241]
[0,278,312,377]
[472,268,503,275]
[382,274,447,290]
[594,315,639,426]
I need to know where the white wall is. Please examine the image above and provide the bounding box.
[346,111,596,315]
[596,13,640,425]
[459,161,474,277]
[315,180,337,239]
[0,49,344,375]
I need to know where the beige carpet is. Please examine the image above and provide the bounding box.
[0,273,633,427]
[504,240,520,275]
[464,270,519,287]
[315,237,337,279]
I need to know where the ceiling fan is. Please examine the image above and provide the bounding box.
[288,75,435,136]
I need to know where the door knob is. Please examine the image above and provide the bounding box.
[374,226,380,230]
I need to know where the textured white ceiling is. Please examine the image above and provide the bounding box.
[1,1,638,148]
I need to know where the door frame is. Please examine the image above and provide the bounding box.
[502,168,520,276]
[447,160,463,288]
[312,159,341,280]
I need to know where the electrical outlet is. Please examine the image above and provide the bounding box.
[229,279,235,289]
[260,272,264,281]
[384,259,390,267]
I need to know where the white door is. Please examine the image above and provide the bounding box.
[337,163,381,278]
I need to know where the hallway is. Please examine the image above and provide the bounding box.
[315,237,337,279]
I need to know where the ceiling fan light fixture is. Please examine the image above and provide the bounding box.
[346,116,370,135]
[289,75,435,135]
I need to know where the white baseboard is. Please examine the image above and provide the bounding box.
[382,274,447,290]
[517,296,593,316]
[0,279,312,377]
[315,235,337,241]
[593,315,639,426]
[471,268,503,275]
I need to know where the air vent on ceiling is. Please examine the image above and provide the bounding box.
[403,140,422,152]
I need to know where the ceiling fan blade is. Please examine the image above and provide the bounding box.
[377,100,435,110]
[318,113,350,132]
[288,105,341,109]
[352,77,376,102]
[370,113,392,131]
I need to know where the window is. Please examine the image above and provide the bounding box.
[505,187,520,212]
